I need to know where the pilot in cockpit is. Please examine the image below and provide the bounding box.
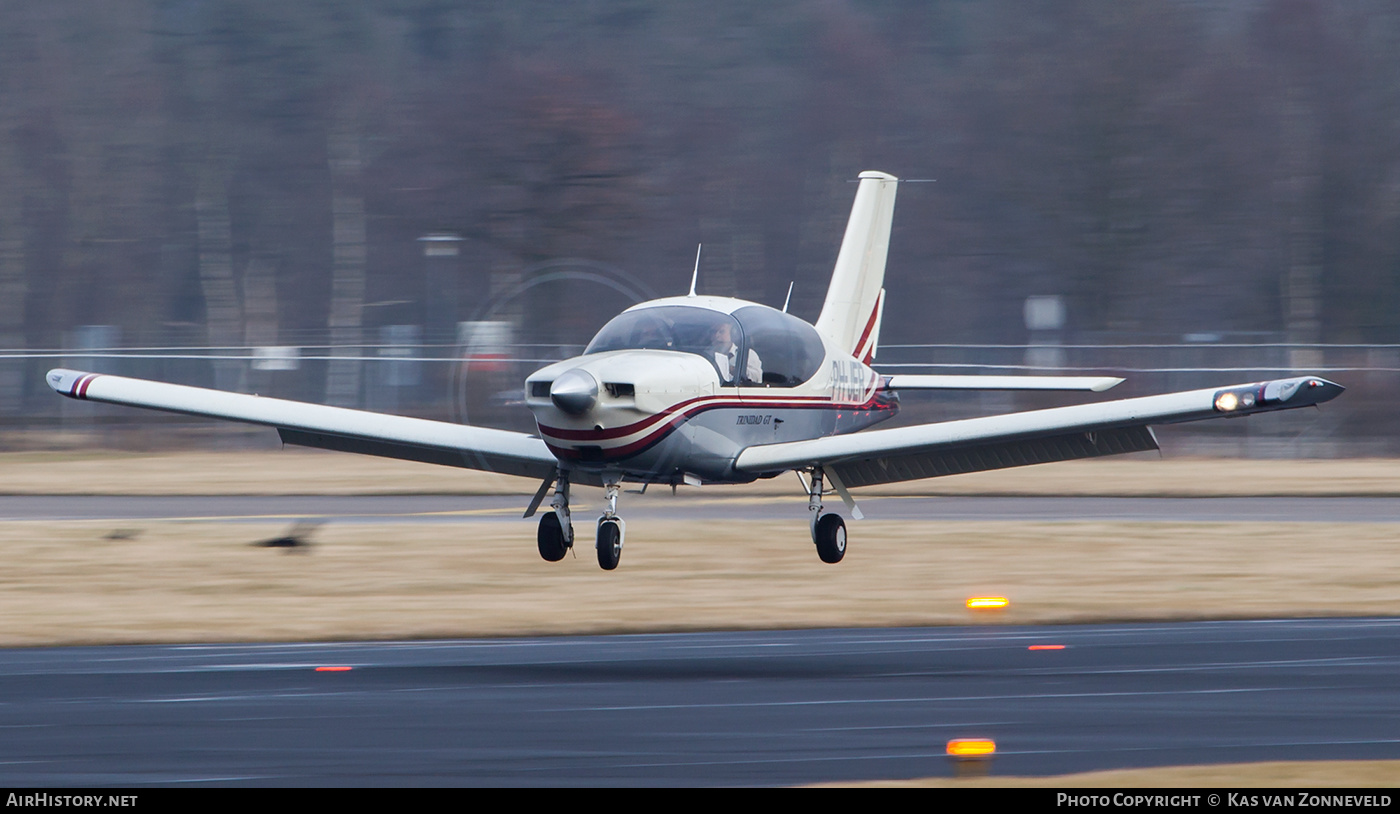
[707,321,762,385]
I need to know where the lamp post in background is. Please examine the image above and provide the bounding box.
[419,234,463,346]
[1024,294,1066,370]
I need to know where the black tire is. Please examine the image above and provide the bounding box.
[537,512,569,562]
[596,519,622,570]
[814,513,846,564]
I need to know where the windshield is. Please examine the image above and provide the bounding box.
[585,306,745,384]
[732,306,825,387]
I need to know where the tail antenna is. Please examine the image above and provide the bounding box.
[781,281,794,313]
[688,244,702,297]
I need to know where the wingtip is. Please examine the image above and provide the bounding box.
[1304,376,1345,404]
[1091,377,1126,392]
[45,368,82,394]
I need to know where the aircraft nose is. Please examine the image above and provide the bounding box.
[550,369,598,415]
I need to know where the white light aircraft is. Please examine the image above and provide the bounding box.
[47,171,1344,570]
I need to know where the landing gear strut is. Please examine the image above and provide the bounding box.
[537,471,574,562]
[808,467,846,564]
[596,476,625,570]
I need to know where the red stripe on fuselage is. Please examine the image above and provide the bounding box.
[537,393,832,442]
[540,392,893,462]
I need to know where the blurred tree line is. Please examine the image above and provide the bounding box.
[2,0,1398,411]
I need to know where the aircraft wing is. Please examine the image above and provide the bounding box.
[882,374,1124,392]
[45,369,557,481]
[735,376,1344,488]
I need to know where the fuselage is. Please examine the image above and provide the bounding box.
[524,296,898,484]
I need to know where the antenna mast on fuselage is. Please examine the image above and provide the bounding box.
[687,244,701,297]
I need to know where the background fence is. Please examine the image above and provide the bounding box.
[9,330,1392,458]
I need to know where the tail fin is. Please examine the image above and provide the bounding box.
[814,171,898,363]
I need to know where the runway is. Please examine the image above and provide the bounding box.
[0,619,1397,786]
[4,494,1400,524]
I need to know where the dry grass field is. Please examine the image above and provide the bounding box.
[1,517,1396,647]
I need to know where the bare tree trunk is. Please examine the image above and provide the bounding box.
[242,253,279,396]
[698,175,737,299]
[0,135,26,415]
[793,155,854,319]
[487,183,525,327]
[242,255,278,348]
[1281,80,1323,370]
[326,111,366,407]
[195,161,244,392]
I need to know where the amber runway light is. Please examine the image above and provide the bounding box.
[946,738,996,778]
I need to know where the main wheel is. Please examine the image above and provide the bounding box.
[537,512,569,562]
[814,513,846,564]
[596,519,622,570]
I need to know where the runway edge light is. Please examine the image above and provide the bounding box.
[946,738,996,778]
[966,596,1009,610]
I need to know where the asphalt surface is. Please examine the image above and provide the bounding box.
[0,619,1397,786]
[5,494,1400,524]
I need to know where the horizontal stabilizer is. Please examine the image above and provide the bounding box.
[882,374,1124,392]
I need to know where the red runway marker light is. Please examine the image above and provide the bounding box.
[315,666,353,672]
[965,596,1009,609]
[946,738,996,758]
[1028,645,1066,651]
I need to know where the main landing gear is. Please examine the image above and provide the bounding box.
[537,471,574,562]
[534,471,625,571]
[807,467,846,564]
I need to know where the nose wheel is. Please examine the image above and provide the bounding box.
[596,477,625,570]
[597,517,623,570]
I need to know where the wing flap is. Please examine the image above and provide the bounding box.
[47,369,557,481]
[735,375,1343,486]
[828,425,1158,488]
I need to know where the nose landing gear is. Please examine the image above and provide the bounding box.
[596,477,625,570]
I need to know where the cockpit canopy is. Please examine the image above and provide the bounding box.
[584,304,826,387]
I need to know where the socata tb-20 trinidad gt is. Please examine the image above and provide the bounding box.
[47,171,1343,570]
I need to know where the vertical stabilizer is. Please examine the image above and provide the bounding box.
[814,171,898,361]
